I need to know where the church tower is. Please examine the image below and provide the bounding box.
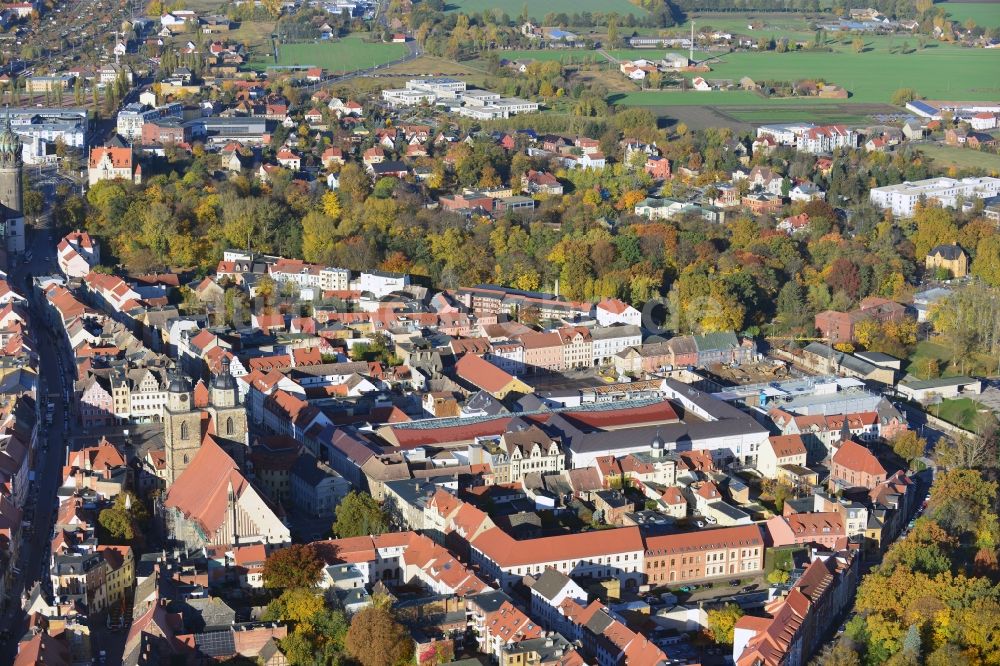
[207,358,247,444]
[163,359,248,485]
[0,113,24,260]
[163,374,202,485]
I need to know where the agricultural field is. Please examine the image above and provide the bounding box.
[677,12,822,41]
[943,1,1000,28]
[443,0,647,18]
[917,144,1000,175]
[488,49,608,64]
[614,37,1000,111]
[268,35,408,73]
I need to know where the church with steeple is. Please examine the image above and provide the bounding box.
[0,114,25,264]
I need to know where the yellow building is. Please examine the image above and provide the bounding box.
[925,244,968,278]
[98,545,135,612]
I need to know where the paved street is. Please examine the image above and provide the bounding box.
[1,200,71,659]
[0,177,120,663]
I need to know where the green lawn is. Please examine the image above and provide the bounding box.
[765,546,806,575]
[943,2,1000,28]
[615,39,1000,106]
[934,398,984,430]
[271,35,408,74]
[919,143,1000,175]
[444,0,647,18]
[905,341,955,379]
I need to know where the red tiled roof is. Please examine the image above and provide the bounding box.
[472,526,643,567]
[454,353,518,394]
[832,440,886,477]
[768,434,806,458]
[89,146,133,169]
[163,436,250,537]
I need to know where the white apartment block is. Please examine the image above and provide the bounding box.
[795,125,854,154]
[357,271,410,298]
[381,88,438,107]
[755,123,815,145]
[486,340,525,376]
[116,102,183,141]
[869,177,1000,217]
[268,260,350,291]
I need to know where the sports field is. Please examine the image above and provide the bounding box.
[615,38,1000,106]
[444,0,646,18]
[943,2,1000,28]
[274,35,408,73]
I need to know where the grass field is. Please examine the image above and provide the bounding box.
[918,144,1000,175]
[905,341,956,379]
[270,35,408,73]
[943,2,1000,28]
[444,0,647,18]
[934,398,984,430]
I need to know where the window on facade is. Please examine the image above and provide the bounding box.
[180,421,189,440]
[226,417,234,435]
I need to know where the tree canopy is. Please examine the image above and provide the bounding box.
[333,491,389,538]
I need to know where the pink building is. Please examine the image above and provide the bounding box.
[519,331,563,373]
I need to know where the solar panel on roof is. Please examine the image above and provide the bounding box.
[195,631,236,657]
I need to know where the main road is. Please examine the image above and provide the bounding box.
[0,178,100,662]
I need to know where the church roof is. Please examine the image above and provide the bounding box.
[163,436,249,538]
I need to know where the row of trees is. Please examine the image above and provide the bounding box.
[815,421,1000,665]
[71,109,998,339]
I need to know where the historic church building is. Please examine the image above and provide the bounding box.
[161,361,290,550]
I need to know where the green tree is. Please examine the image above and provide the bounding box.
[22,189,44,226]
[707,603,744,645]
[812,640,862,666]
[912,205,958,259]
[333,491,389,537]
[263,544,324,589]
[97,492,148,541]
[972,236,1000,287]
[890,431,927,464]
[345,605,413,666]
[891,88,918,106]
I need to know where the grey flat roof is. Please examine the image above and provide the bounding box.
[900,375,979,390]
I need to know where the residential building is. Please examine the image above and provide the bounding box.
[869,177,1000,217]
[88,146,141,185]
[643,524,765,585]
[469,425,566,485]
[925,243,968,278]
[756,434,807,479]
[734,550,860,666]
[828,440,887,492]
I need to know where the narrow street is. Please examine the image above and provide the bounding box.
[0,176,118,663]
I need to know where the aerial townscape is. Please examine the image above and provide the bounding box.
[0,0,999,665]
